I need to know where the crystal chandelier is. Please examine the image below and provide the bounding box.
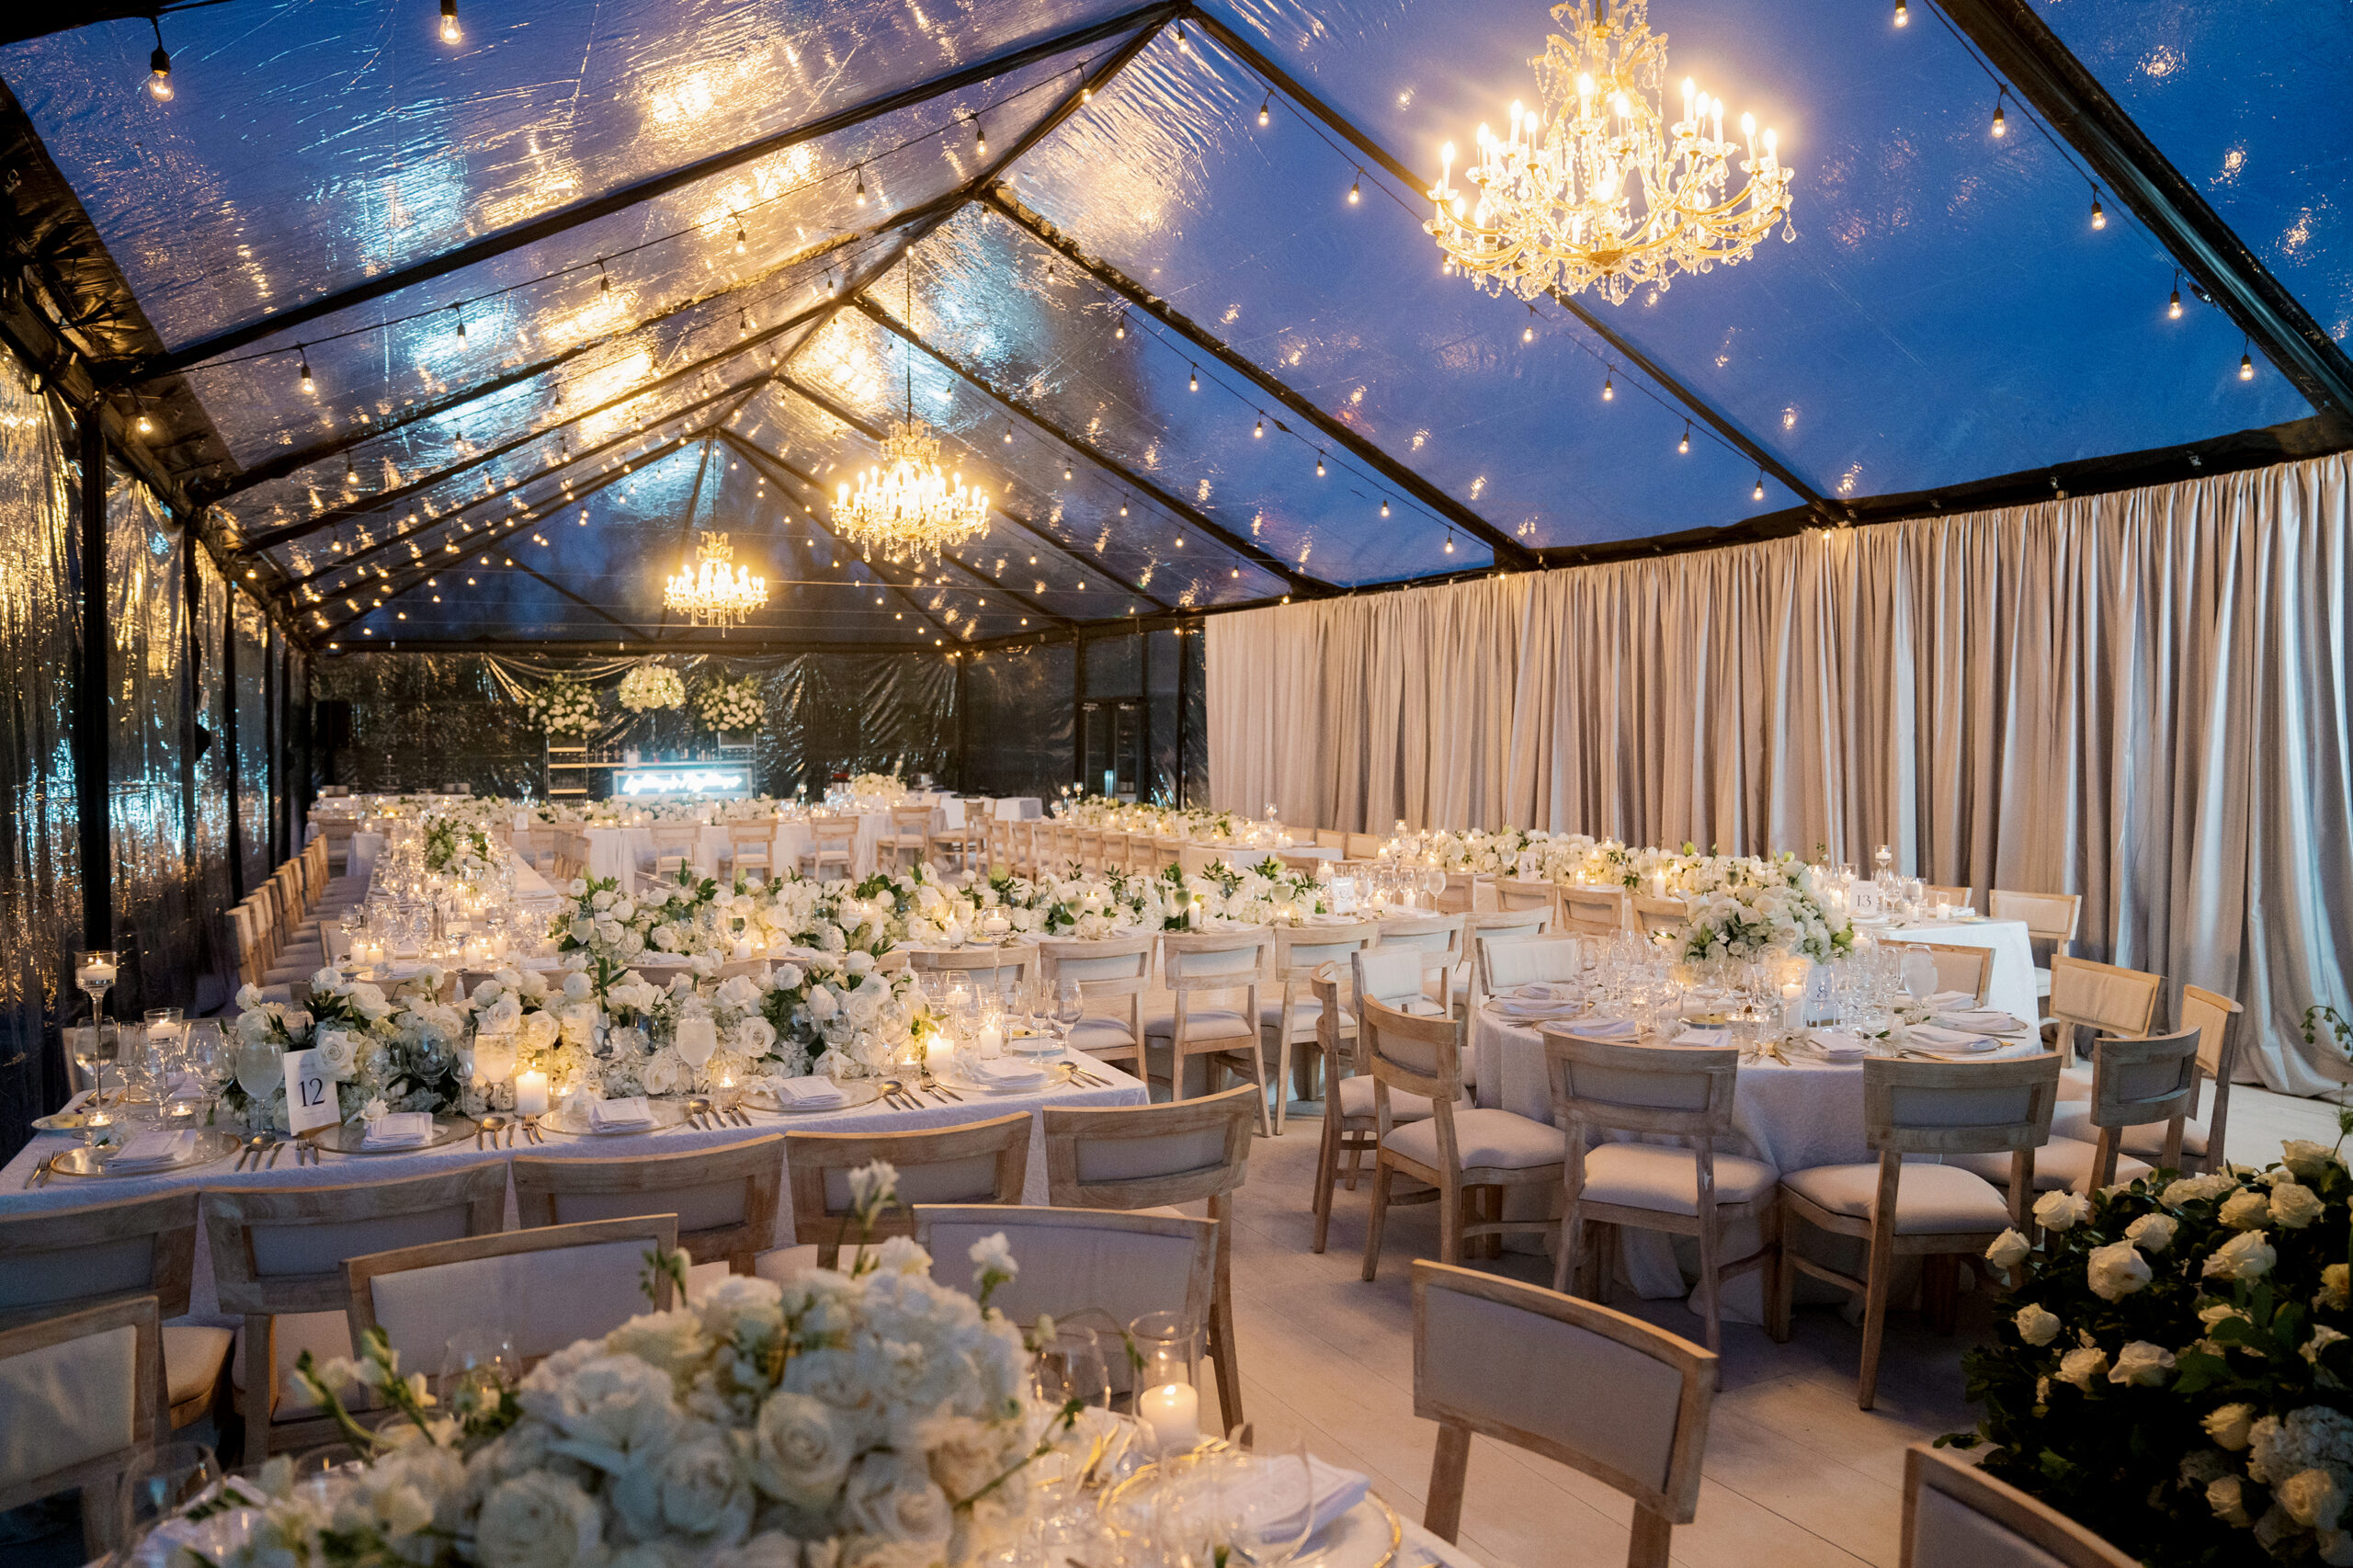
[834,418,991,564]
[1427,0,1794,306]
[664,532,767,631]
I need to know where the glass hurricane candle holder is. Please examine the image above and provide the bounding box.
[75,950,119,1022]
[1130,1310,1202,1452]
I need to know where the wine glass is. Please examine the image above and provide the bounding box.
[112,1440,222,1561]
[76,949,118,1023]
[1052,979,1086,1038]
[1901,949,1938,1005]
[66,1022,119,1106]
[1217,1438,1320,1568]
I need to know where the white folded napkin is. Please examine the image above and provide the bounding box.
[587,1096,655,1131]
[1307,913,1357,926]
[1935,1008,2026,1034]
[1496,999,1581,1020]
[1568,1017,1640,1040]
[772,1076,846,1109]
[1235,1456,1369,1543]
[1907,1025,1999,1054]
[362,1112,437,1148]
[1805,1029,1870,1062]
[1515,982,1579,1001]
[1671,1027,1730,1047]
[108,1129,197,1169]
[1925,990,1977,1010]
[968,1057,1050,1088]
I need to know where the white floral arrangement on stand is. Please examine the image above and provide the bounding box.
[525,676,602,738]
[617,664,688,713]
[1675,854,1855,962]
[199,1165,1076,1568]
[695,675,766,734]
[1426,827,1530,873]
[847,771,905,803]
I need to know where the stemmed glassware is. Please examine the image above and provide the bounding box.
[75,949,118,1024]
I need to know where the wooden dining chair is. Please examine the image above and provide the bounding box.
[2052,984,2243,1173]
[0,1296,166,1556]
[1344,832,1383,860]
[1561,885,1631,937]
[727,824,775,880]
[514,1136,782,1277]
[1987,889,2083,1002]
[1259,922,1381,1131]
[2042,955,2164,1065]
[907,944,1033,998]
[344,1216,678,1371]
[648,824,699,879]
[1370,911,1465,999]
[1630,895,1688,939]
[1772,1053,2060,1408]
[780,1114,1032,1269]
[1463,909,1553,1008]
[1921,883,1972,912]
[1906,941,1995,1006]
[1359,996,1564,1280]
[883,805,936,870]
[1074,828,1108,876]
[1307,949,1458,1255]
[1037,932,1155,1076]
[1493,876,1559,922]
[1146,928,1273,1125]
[205,1165,509,1461]
[800,814,858,879]
[1415,1263,1715,1568]
[1482,936,1585,994]
[1042,1086,1258,1431]
[1540,1030,1779,1352]
[1902,1444,2136,1567]
[2056,1027,2204,1186]
[0,1190,229,1433]
[1433,872,1485,915]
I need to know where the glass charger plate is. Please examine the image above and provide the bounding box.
[933,1059,1072,1096]
[1105,1460,1400,1568]
[742,1080,884,1115]
[541,1099,689,1137]
[315,1116,479,1155]
[48,1129,242,1178]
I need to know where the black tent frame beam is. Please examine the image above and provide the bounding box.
[276,390,735,599]
[1934,0,2353,436]
[761,373,1173,612]
[850,296,1336,597]
[199,191,983,506]
[1185,8,1834,520]
[316,637,940,657]
[978,186,1540,572]
[123,1,1188,381]
[717,426,1075,630]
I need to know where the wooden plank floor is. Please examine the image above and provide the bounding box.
[1205,1081,2340,1568]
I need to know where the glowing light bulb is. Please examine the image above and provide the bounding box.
[2090,195,2105,230]
[1443,531,1454,553]
[1063,462,1074,481]
[1188,368,1199,392]
[1523,324,1534,343]
[1003,425,1013,444]
[439,0,460,43]
[1348,171,1361,205]
[1380,498,1390,517]
[1114,316,1125,339]
[1602,374,1614,401]
[2240,351,2255,381]
[147,44,173,100]
[298,353,314,394]
[1893,0,1907,24]
[1992,102,2006,138]
[1315,453,1326,476]
[734,222,746,253]
[1253,415,1264,438]
[2167,288,2182,319]
[135,413,154,436]
[975,119,987,156]
[1258,95,1270,128]
[1753,476,1767,502]
[854,168,867,205]
[1677,426,1690,455]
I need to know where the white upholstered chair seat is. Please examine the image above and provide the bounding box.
[1947,1138,2151,1193]
[1579,1142,1779,1216]
[1779,1162,2013,1233]
[2048,1104,2207,1158]
[1334,1074,1439,1121]
[1383,1109,1564,1171]
[1143,1007,1256,1044]
[1069,1017,1136,1051]
[164,1324,233,1410]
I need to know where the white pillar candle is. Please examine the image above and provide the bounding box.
[1137,1382,1200,1451]
[1650,870,1667,898]
[515,1070,550,1117]
[76,960,117,988]
[1934,900,1952,921]
[1780,982,1804,1029]
[975,1023,1004,1058]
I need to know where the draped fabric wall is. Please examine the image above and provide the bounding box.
[1209,453,2353,1095]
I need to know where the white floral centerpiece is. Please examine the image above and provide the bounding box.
[1674,853,1854,962]
[222,971,467,1131]
[526,676,603,738]
[696,675,766,734]
[460,967,597,1106]
[619,665,688,713]
[194,1165,1076,1568]
[424,819,497,878]
[847,771,905,803]
[1952,1137,2353,1566]
[1427,827,1529,874]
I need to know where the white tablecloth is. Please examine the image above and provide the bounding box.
[1856,915,2040,1023]
[349,832,386,881]
[579,812,900,892]
[0,1055,1147,1324]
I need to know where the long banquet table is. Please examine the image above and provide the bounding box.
[0,1054,1147,1325]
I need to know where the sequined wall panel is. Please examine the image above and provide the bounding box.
[1147,629,1181,806]
[0,378,79,1159]
[309,655,545,797]
[188,549,234,1009]
[767,654,959,792]
[232,593,271,893]
[1180,627,1206,806]
[106,475,209,1021]
[964,643,1076,802]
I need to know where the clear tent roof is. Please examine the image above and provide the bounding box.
[0,0,2337,645]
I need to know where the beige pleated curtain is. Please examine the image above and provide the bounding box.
[1208,452,2353,1093]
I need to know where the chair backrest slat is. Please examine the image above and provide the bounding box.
[784,1116,1030,1264]
[0,1190,199,1322]
[1902,1444,2135,1567]
[1862,1055,2061,1156]
[1041,1086,1256,1210]
[205,1165,510,1315]
[513,1136,781,1272]
[2047,956,2162,1037]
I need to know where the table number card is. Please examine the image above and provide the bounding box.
[1851,882,1885,919]
[1802,960,1837,1024]
[1328,876,1359,914]
[282,1048,338,1134]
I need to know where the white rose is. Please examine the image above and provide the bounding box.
[2164,1172,2239,1205]
[562,971,594,1002]
[2323,1264,2352,1311]
[610,1421,754,1544]
[2282,1469,2350,1532]
[838,1451,952,1545]
[2124,1213,2177,1253]
[568,879,588,896]
[2220,1188,2273,1230]
[2284,1140,2343,1181]
[2209,1474,2252,1527]
[611,897,636,922]
[475,1473,603,1568]
[2205,1403,2256,1449]
[1984,1229,2032,1270]
[774,964,803,991]
[592,890,616,912]
[2107,1340,2175,1387]
[2086,1239,2153,1301]
[314,1027,359,1082]
[746,1392,855,1508]
[522,1351,679,1456]
[845,950,875,977]
[2273,1181,2326,1229]
[2053,1346,2107,1389]
[2034,1190,2091,1232]
[2013,1302,2062,1346]
[2204,1230,2278,1281]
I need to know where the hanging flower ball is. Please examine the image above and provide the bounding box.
[617,665,687,712]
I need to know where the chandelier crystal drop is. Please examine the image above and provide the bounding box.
[835,420,991,563]
[1427,0,1794,306]
[664,532,767,631]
